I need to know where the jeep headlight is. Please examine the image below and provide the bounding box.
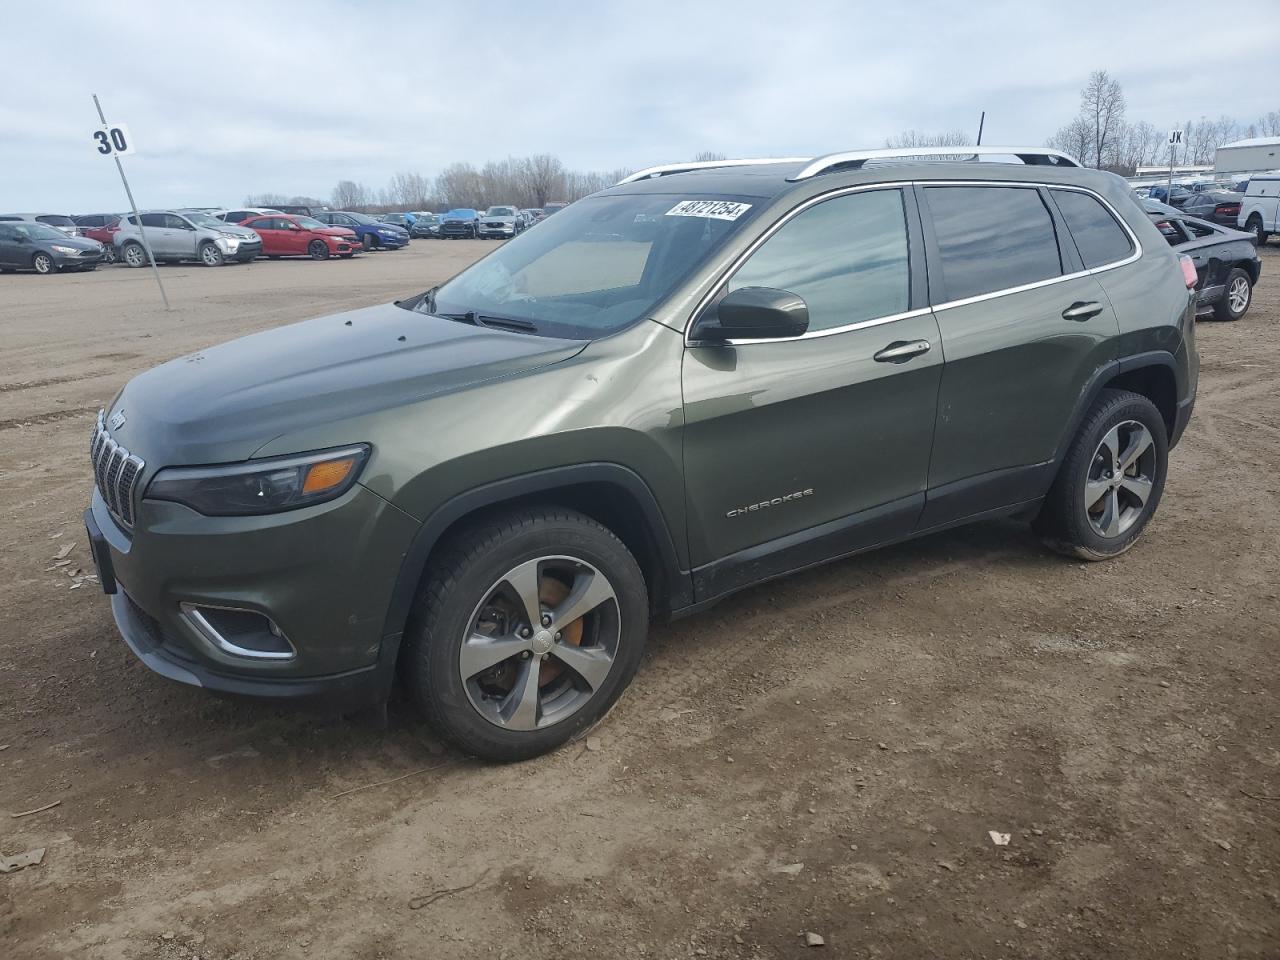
[146,445,370,516]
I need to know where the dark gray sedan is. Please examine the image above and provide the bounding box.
[0,221,104,274]
[1180,189,1244,226]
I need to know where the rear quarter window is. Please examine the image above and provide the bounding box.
[924,186,1062,302]
[1050,189,1134,269]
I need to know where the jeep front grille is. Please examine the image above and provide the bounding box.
[90,410,145,526]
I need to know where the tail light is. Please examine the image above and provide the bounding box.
[1215,203,1240,217]
[1178,254,1198,289]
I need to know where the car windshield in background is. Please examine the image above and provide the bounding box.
[487,207,516,216]
[186,213,226,229]
[22,223,70,241]
[37,215,76,226]
[347,213,379,225]
[295,216,327,230]
[445,209,476,219]
[416,193,761,339]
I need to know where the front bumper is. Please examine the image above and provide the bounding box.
[478,224,516,238]
[53,249,104,268]
[85,480,419,708]
[373,233,408,248]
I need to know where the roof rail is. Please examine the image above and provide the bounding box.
[616,157,811,185]
[787,146,1080,181]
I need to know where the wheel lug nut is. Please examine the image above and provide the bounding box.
[554,632,562,641]
[520,628,531,638]
[540,614,552,627]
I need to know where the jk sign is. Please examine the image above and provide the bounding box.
[1167,129,1184,147]
[92,123,136,157]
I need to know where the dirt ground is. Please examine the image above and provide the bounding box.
[1,241,1278,960]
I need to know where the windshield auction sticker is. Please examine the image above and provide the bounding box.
[665,200,752,221]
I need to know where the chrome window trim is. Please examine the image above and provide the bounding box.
[180,602,298,661]
[684,179,1142,345]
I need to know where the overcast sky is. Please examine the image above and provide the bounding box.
[6,0,1278,212]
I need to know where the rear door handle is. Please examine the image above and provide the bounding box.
[873,339,931,363]
[1062,301,1104,321]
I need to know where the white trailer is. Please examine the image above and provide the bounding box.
[1214,138,1280,175]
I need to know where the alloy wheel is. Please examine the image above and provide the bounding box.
[124,244,145,267]
[32,253,53,274]
[200,244,221,266]
[1085,420,1157,538]
[1228,275,1250,314]
[459,556,619,731]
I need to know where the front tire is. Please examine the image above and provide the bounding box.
[1213,267,1252,321]
[1034,389,1168,561]
[362,233,376,252]
[32,252,55,274]
[308,239,330,260]
[198,241,224,267]
[404,507,648,762]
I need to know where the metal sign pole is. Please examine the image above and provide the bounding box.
[92,94,170,310]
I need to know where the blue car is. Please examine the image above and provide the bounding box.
[312,211,409,250]
[439,208,480,239]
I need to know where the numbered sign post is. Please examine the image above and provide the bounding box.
[91,95,169,310]
[1166,129,1184,210]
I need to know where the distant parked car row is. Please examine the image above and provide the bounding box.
[1138,173,1280,245]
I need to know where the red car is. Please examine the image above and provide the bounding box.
[72,214,123,262]
[238,214,360,260]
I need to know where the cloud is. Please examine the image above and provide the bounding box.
[4,0,1277,210]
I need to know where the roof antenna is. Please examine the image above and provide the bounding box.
[976,111,985,146]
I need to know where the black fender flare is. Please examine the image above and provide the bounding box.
[376,462,691,678]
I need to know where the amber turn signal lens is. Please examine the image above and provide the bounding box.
[302,457,357,495]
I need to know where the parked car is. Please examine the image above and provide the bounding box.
[1146,184,1194,207]
[518,208,540,229]
[115,210,262,267]
[0,221,103,273]
[72,214,123,263]
[0,213,82,237]
[478,205,519,239]
[541,201,569,216]
[411,214,442,238]
[215,207,284,224]
[1237,174,1280,245]
[525,208,547,224]
[85,147,1198,762]
[311,211,409,250]
[438,208,480,239]
[1144,210,1260,320]
[1180,189,1243,226]
[272,205,318,216]
[238,214,360,260]
[378,213,416,234]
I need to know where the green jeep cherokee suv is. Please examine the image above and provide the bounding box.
[85,147,1198,761]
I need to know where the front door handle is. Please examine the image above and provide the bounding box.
[873,339,931,363]
[1062,301,1104,322]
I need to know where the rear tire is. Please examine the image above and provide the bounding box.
[1212,267,1252,321]
[32,252,54,274]
[122,242,146,268]
[102,245,117,264]
[403,507,648,762]
[1034,389,1168,561]
[1248,215,1269,246]
[198,241,224,267]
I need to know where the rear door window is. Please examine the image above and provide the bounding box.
[1050,189,1134,268]
[923,186,1063,302]
[139,213,168,228]
[727,188,910,332]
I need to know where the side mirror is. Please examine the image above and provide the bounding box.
[690,286,809,342]
[15,234,29,244]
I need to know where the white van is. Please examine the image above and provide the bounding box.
[1238,174,1280,244]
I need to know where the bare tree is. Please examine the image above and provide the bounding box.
[1080,70,1126,169]
[1257,111,1280,137]
[518,154,567,208]
[693,151,726,161]
[1046,116,1092,165]
[331,180,372,210]
[884,129,969,149]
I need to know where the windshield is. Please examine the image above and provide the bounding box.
[445,209,476,219]
[486,207,516,217]
[185,212,227,229]
[22,223,71,241]
[295,216,327,230]
[37,215,76,227]
[416,192,760,339]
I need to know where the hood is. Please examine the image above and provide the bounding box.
[484,215,517,224]
[318,227,357,238]
[109,301,587,466]
[46,234,101,251]
[218,223,259,238]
